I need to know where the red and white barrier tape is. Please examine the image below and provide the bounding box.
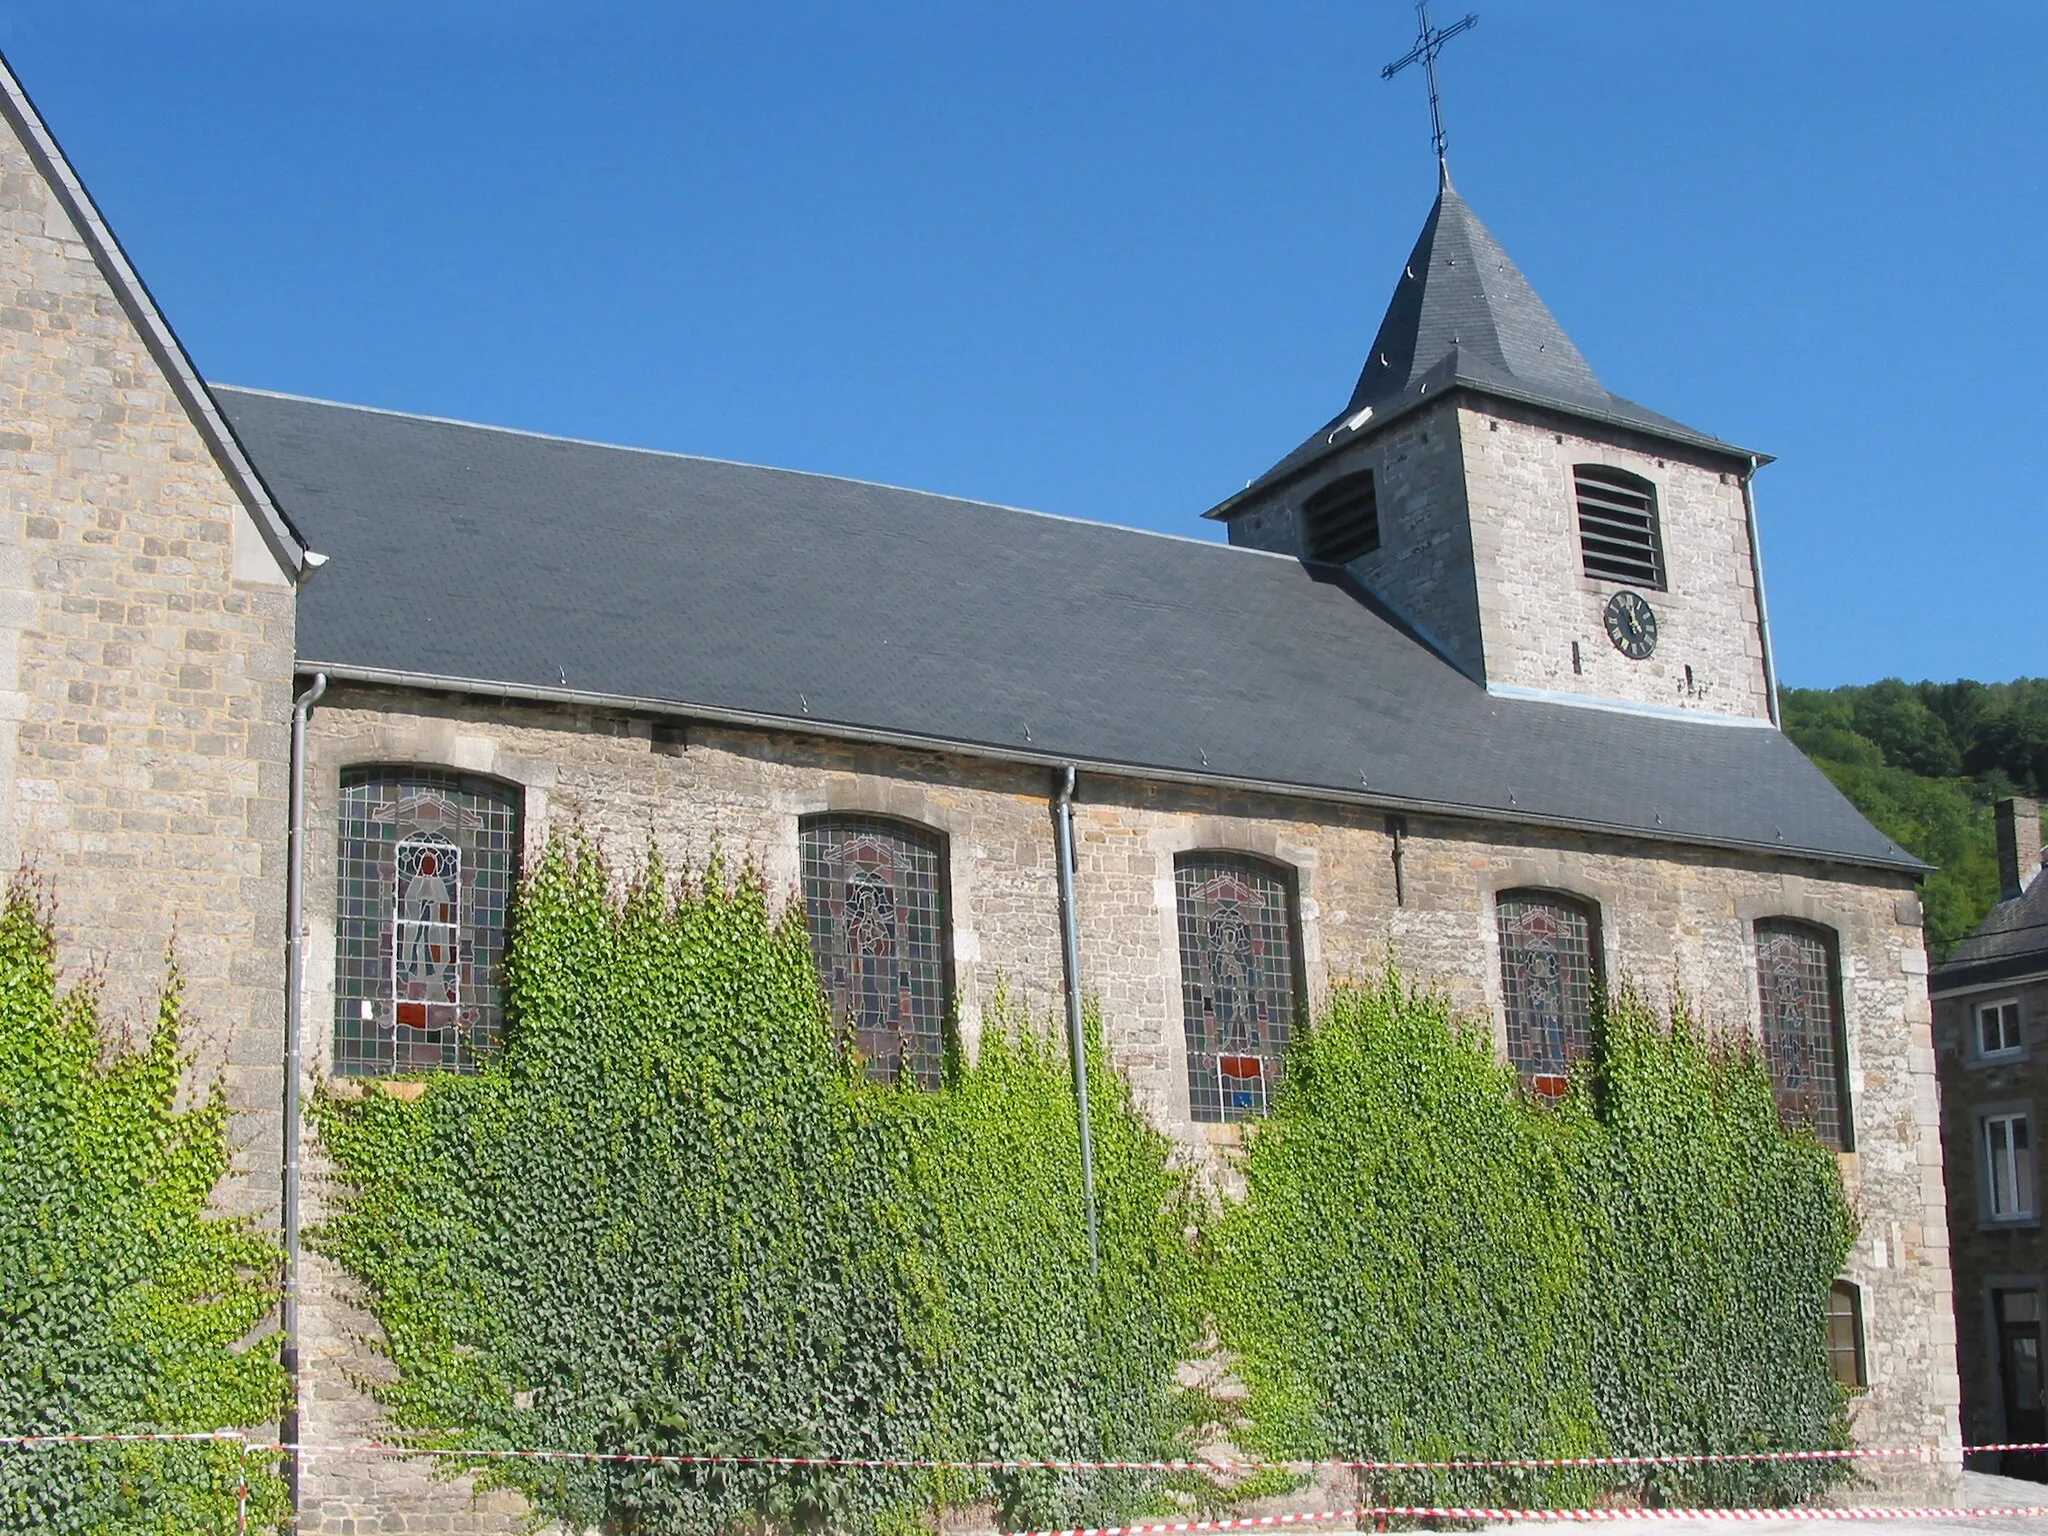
[1002,1507,2048,1536]
[0,1431,248,1449]
[4,1432,2048,1475]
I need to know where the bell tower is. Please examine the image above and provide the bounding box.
[1206,176,1777,723]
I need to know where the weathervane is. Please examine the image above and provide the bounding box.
[1381,1,1479,184]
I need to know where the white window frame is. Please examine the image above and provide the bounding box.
[1982,1109,2037,1223]
[1977,998,2025,1060]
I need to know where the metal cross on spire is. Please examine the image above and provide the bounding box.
[1381,1,1479,185]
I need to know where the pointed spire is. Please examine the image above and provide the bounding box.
[1205,186,1753,521]
[1347,182,1606,418]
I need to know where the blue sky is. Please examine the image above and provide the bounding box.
[2,2,2041,688]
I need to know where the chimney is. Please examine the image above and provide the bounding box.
[1996,797,2042,901]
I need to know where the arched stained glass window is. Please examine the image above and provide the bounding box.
[333,768,520,1076]
[799,816,950,1089]
[1496,891,1601,1099]
[1175,854,1302,1123]
[1754,919,1853,1150]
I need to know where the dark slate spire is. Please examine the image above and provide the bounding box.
[1207,182,1755,518]
[1347,177,1607,416]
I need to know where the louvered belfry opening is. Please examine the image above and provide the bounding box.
[1573,465,1665,587]
[1300,470,1380,564]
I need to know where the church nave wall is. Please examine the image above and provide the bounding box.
[291,689,1956,1523]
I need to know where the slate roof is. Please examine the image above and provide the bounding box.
[216,385,1914,872]
[1933,875,2048,991]
[1208,179,1757,520]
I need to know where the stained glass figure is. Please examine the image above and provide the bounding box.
[799,816,949,1089]
[1496,892,1599,1099]
[1754,919,1852,1150]
[1176,854,1300,1123]
[332,769,519,1076]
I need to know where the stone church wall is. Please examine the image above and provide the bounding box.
[0,122,296,1227]
[1456,401,1771,719]
[292,688,1957,1529]
[1219,396,1770,719]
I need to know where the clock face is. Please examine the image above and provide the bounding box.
[1603,590,1658,660]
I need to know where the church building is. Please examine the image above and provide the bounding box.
[0,47,1962,1531]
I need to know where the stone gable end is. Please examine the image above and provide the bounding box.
[0,108,296,1219]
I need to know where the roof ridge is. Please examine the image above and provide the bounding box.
[211,383,1295,564]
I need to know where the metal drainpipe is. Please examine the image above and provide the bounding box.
[282,672,326,1518]
[1051,765,1100,1273]
[1739,456,1782,727]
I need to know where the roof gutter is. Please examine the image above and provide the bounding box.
[296,660,1926,876]
[1740,455,1782,728]
[1051,766,1100,1274]
[281,672,326,1522]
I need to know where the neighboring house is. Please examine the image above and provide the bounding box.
[1933,797,2048,1478]
[0,46,1964,1533]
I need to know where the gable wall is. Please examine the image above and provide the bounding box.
[0,123,296,1223]
[292,688,1956,1528]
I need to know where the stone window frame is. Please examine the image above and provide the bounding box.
[781,774,993,1063]
[1492,886,1606,1099]
[1170,848,1308,1126]
[1570,462,1669,592]
[1975,997,2027,1063]
[1751,917,1857,1152]
[1827,1278,1868,1391]
[1733,893,1871,1158]
[1297,469,1381,565]
[1148,815,1324,1141]
[1977,1100,2040,1227]
[796,811,957,1091]
[328,763,525,1079]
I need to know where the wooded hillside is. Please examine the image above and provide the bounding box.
[1781,678,2048,959]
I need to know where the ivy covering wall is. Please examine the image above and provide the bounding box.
[1208,975,1856,1510]
[314,842,1861,1530]
[0,886,285,1534]
[314,840,1203,1535]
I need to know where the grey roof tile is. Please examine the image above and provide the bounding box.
[1935,877,2048,988]
[215,384,1912,871]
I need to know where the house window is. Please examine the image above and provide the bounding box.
[1979,999,2025,1059]
[1754,920,1854,1150]
[1573,464,1665,588]
[1984,1111,2037,1222]
[1175,854,1302,1123]
[1300,470,1380,563]
[332,768,520,1076]
[799,816,950,1089]
[1496,891,1601,1099]
[1828,1281,1867,1389]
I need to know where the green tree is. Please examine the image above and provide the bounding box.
[0,884,286,1534]
[1847,680,1961,778]
[1781,679,2048,956]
